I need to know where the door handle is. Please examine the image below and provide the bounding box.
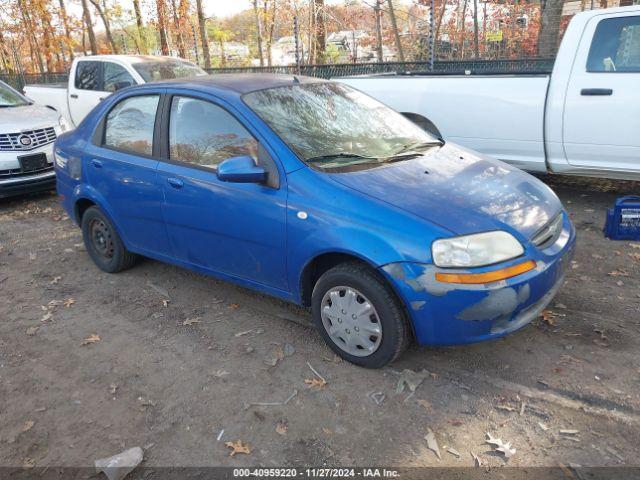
[91,159,103,168]
[70,94,78,99]
[167,177,184,189]
[581,88,613,96]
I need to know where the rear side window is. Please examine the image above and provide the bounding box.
[169,96,258,170]
[75,61,102,90]
[587,16,640,72]
[104,95,159,156]
[103,63,135,92]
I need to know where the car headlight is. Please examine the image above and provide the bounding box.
[432,231,524,268]
[58,115,69,132]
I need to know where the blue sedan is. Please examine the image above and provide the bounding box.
[54,74,575,368]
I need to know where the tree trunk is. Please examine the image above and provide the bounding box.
[253,0,264,66]
[374,0,383,62]
[170,0,188,58]
[132,0,147,54]
[58,0,74,61]
[80,0,98,55]
[18,0,46,74]
[89,0,118,53]
[537,0,565,57]
[156,0,170,55]
[195,0,210,68]
[386,0,405,62]
[473,0,479,59]
[264,0,277,66]
[459,0,468,59]
[313,0,325,64]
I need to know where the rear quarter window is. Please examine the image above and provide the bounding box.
[75,61,102,90]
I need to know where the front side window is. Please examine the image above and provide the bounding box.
[169,96,258,170]
[133,60,206,82]
[104,95,159,156]
[587,16,640,72]
[103,63,136,92]
[243,82,440,171]
[75,61,102,91]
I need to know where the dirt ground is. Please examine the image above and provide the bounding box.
[1,175,639,473]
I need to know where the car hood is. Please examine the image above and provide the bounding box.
[0,104,59,133]
[328,144,562,240]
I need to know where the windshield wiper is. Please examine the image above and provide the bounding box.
[306,153,378,164]
[390,140,442,157]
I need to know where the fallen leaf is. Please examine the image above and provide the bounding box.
[211,369,230,378]
[40,312,52,322]
[229,303,240,310]
[162,299,169,307]
[50,276,62,285]
[26,326,39,336]
[446,447,460,458]
[64,298,75,308]
[21,420,34,432]
[225,440,251,457]
[471,451,482,467]
[395,369,429,394]
[182,317,201,326]
[305,378,327,389]
[29,252,37,261]
[486,432,516,458]
[322,427,332,435]
[628,253,640,261]
[234,329,253,337]
[80,333,101,346]
[541,310,557,326]
[424,428,441,459]
[23,458,35,468]
[110,384,118,395]
[275,422,288,435]
[630,243,640,249]
[416,399,432,411]
[538,422,549,431]
[560,429,579,436]
[608,269,630,277]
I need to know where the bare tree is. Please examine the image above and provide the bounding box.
[195,0,210,68]
[313,0,325,64]
[538,0,565,57]
[386,0,404,62]
[80,0,98,55]
[132,0,148,54]
[253,0,265,66]
[374,0,383,62]
[89,0,118,53]
[58,0,74,61]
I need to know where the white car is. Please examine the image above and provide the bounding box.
[0,81,68,199]
[24,55,207,128]
[340,6,640,181]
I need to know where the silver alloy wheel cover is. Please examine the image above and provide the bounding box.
[320,286,382,357]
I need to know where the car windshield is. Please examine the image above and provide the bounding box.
[243,82,441,170]
[133,59,207,82]
[0,82,30,108]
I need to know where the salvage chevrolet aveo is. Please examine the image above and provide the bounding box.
[54,74,576,368]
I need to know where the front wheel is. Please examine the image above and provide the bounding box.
[311,262,410,368]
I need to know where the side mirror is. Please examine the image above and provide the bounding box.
[217,155,266,183]
[113,80,133,91]
[401,112,443,141]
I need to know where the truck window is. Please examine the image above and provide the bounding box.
[587,16,640,73]
[103,63,135,92]
[75,61,102,90]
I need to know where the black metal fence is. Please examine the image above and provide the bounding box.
[1,58,554,92]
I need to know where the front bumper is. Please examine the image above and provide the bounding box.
[0,143,56,198]
[380,213,576,346]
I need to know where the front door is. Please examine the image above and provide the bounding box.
[86,93,171,256]
[157,94,288,291]
[563,12,640,173]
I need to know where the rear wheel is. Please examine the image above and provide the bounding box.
[81,206,137,273]
[311,262,410,368]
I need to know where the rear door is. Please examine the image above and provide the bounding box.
[156,93,289,291]
[86,92,171,256]
[563,11,640,173]
[69,61,137,126]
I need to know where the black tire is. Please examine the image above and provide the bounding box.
[81,206,137,273]
[311,262,410,368]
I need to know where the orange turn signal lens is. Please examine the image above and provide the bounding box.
[435,260,537,285]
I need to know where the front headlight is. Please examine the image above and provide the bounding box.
[58,115,69,132]
[432,231,524,268]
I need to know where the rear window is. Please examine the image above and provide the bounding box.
[587,16,640,72]
[132,60,206,82]
[75,61,102,90]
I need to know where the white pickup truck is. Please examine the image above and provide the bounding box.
[24,55,206,128]
[341,6,640,181]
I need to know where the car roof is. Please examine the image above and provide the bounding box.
[143,73,326,95]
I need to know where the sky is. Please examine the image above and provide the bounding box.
[205,0,346,19]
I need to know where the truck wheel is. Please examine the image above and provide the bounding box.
[81,206,137,273]
[311,262,410,368]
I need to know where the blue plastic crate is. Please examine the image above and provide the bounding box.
[604,196,640,240]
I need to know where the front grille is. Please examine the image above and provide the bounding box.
[0,164,54,180]
[532,213,563,248]
[0,127,57,151]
